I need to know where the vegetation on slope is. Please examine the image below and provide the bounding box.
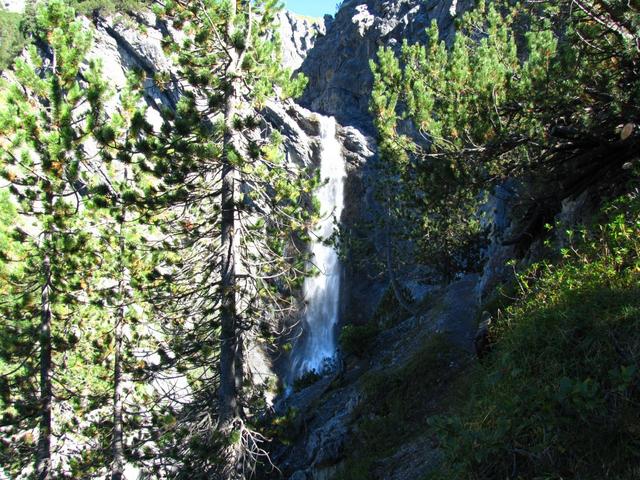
[336,334,465,480]
[0,10,26,70]
[431,192,640,479]
[365,0,640,478]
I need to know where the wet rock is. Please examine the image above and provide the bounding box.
[263,100,322,168]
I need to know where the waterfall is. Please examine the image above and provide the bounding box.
[291,116,346,380]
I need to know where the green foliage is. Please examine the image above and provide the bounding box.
[339,323,380,357]
[293,369,322,391]
[135,0,317,475]
[70,0,149,15]
[0,10,26,70]
[430,193,640,479]
[264,407,301,445]
[0,1,115,475]
[370,0,640,279]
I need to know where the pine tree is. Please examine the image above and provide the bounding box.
[88,71,162,480]
[143,0,314,476]
[0,1,114,477]
[369,0,639,279]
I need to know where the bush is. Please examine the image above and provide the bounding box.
[292,369,322,392]
[430,193,640,480]
[339,323,380,357]
[0,11,26,71]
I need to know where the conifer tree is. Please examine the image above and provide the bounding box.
[0,1,113,477]
[369,0,639,278]
[144,0,314,476]
[89,72,162,480]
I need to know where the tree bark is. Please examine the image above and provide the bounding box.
[36,193,53,480]
[219,37,241,433]
[218,5,256,477]
[111,220,126,480]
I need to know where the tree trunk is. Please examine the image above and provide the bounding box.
[111,222,126,480]
[384,196,417,316]
[219,56,241,431]
[36,194,53,480]
[218,5,254,477]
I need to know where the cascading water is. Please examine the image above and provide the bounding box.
[290,116,346,380]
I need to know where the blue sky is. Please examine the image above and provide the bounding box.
[284,0,338,17]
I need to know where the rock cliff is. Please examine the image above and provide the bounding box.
[298,0,474,130]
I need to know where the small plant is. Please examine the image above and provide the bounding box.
[267,407,300,445]
[293,369,322,391]
[339,322,380,357]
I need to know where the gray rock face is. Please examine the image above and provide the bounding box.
[278,11,326,71]
[298,0,475,130]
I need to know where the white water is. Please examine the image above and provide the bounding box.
[291,116,346,379]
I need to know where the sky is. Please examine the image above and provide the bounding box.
[284,0,338,18]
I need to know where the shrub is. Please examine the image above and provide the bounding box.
[0,10,26,71]
[339,323,380,357]
[292,369,322,392]
[430,193,640,479]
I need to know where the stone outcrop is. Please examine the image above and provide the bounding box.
[278,11,326,71]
